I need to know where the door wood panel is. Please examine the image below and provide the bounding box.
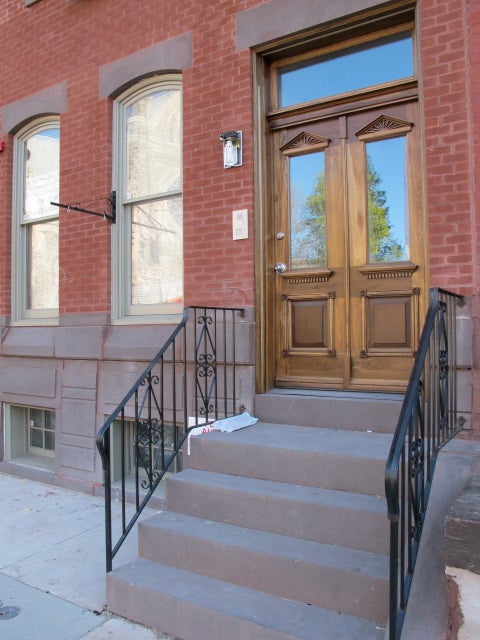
[270,100,426,391]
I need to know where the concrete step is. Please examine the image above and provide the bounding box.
[166,468,389,554]
[107,558,387,640]
[254,390,403,433]
[187,422,391,496]
[138,510,389,622]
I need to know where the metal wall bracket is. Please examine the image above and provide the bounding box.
[51,191,116,223]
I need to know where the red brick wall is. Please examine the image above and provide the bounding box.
[467,0,480,436]
[469,0,480,221]
[467,0,480,305]
[419,0,474,294]
[0,0,260,316]
[420,0,480,436]
[0,0,479,320]
[182,3,255,307]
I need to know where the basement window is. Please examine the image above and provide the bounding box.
[3,405,55,471]
[111,418,181,486]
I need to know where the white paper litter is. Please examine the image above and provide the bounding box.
[187,417,214,455]
[211,412,258,433]
[186,412,258,454]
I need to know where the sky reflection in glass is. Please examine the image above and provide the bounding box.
[279,33,413,108]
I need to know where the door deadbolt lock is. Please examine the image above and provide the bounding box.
[274,262,287,274]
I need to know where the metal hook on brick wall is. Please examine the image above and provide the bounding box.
[51,191,116,223]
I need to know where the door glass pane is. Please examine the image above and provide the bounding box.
[279,33,413,108]
[366,137,409,263]
[130,197,183,305]
[289,152,327,269]
[126,89,181,200]
[28,219,59,309]
[24,128,60,221]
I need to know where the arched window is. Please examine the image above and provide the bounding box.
[12,117,60,321]
[112,76,183,320]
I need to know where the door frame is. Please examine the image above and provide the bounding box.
[253,7,429,394]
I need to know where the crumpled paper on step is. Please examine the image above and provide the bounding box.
[187,412,258,454]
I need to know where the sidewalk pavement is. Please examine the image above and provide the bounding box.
[0,472,175,640]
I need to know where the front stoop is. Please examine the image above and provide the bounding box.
[107,409,393,640]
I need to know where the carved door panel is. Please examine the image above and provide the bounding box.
[272,101,425,391]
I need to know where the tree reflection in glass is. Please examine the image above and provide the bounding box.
[289,152,327,269]
[366,137,408,263]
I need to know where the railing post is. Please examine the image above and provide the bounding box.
[389,518,399,640]
[103,428,113,573]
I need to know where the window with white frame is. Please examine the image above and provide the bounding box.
[12,118,60,322]
[27,407,55,456]
[112,76,183,320]
[4,405,56,469]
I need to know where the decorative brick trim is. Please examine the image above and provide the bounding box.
[1,81,67,134]
[99,32,193,99]
[236,0,389,49]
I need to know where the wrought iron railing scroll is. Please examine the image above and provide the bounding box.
[385,288,465,640]
[96,305,244,572]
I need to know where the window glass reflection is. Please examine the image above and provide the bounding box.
[279,33,413,108]
[45,431,55,451]
[366,137,409,263]
[289,152,327,269]
[24,128,60,221]
[130,197,183,305]
[126,90,181,200]
[29,429,43,448]
[28,219,59,309]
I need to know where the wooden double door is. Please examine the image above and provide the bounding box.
[270,100,426,391]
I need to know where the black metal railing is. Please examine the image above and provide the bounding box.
[96,305,244,572]
[385,288,466,640]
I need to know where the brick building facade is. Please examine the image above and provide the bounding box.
[0,0,479,491]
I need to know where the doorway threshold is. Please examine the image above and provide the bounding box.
[255,389,403,432]
[267,388,403,401]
